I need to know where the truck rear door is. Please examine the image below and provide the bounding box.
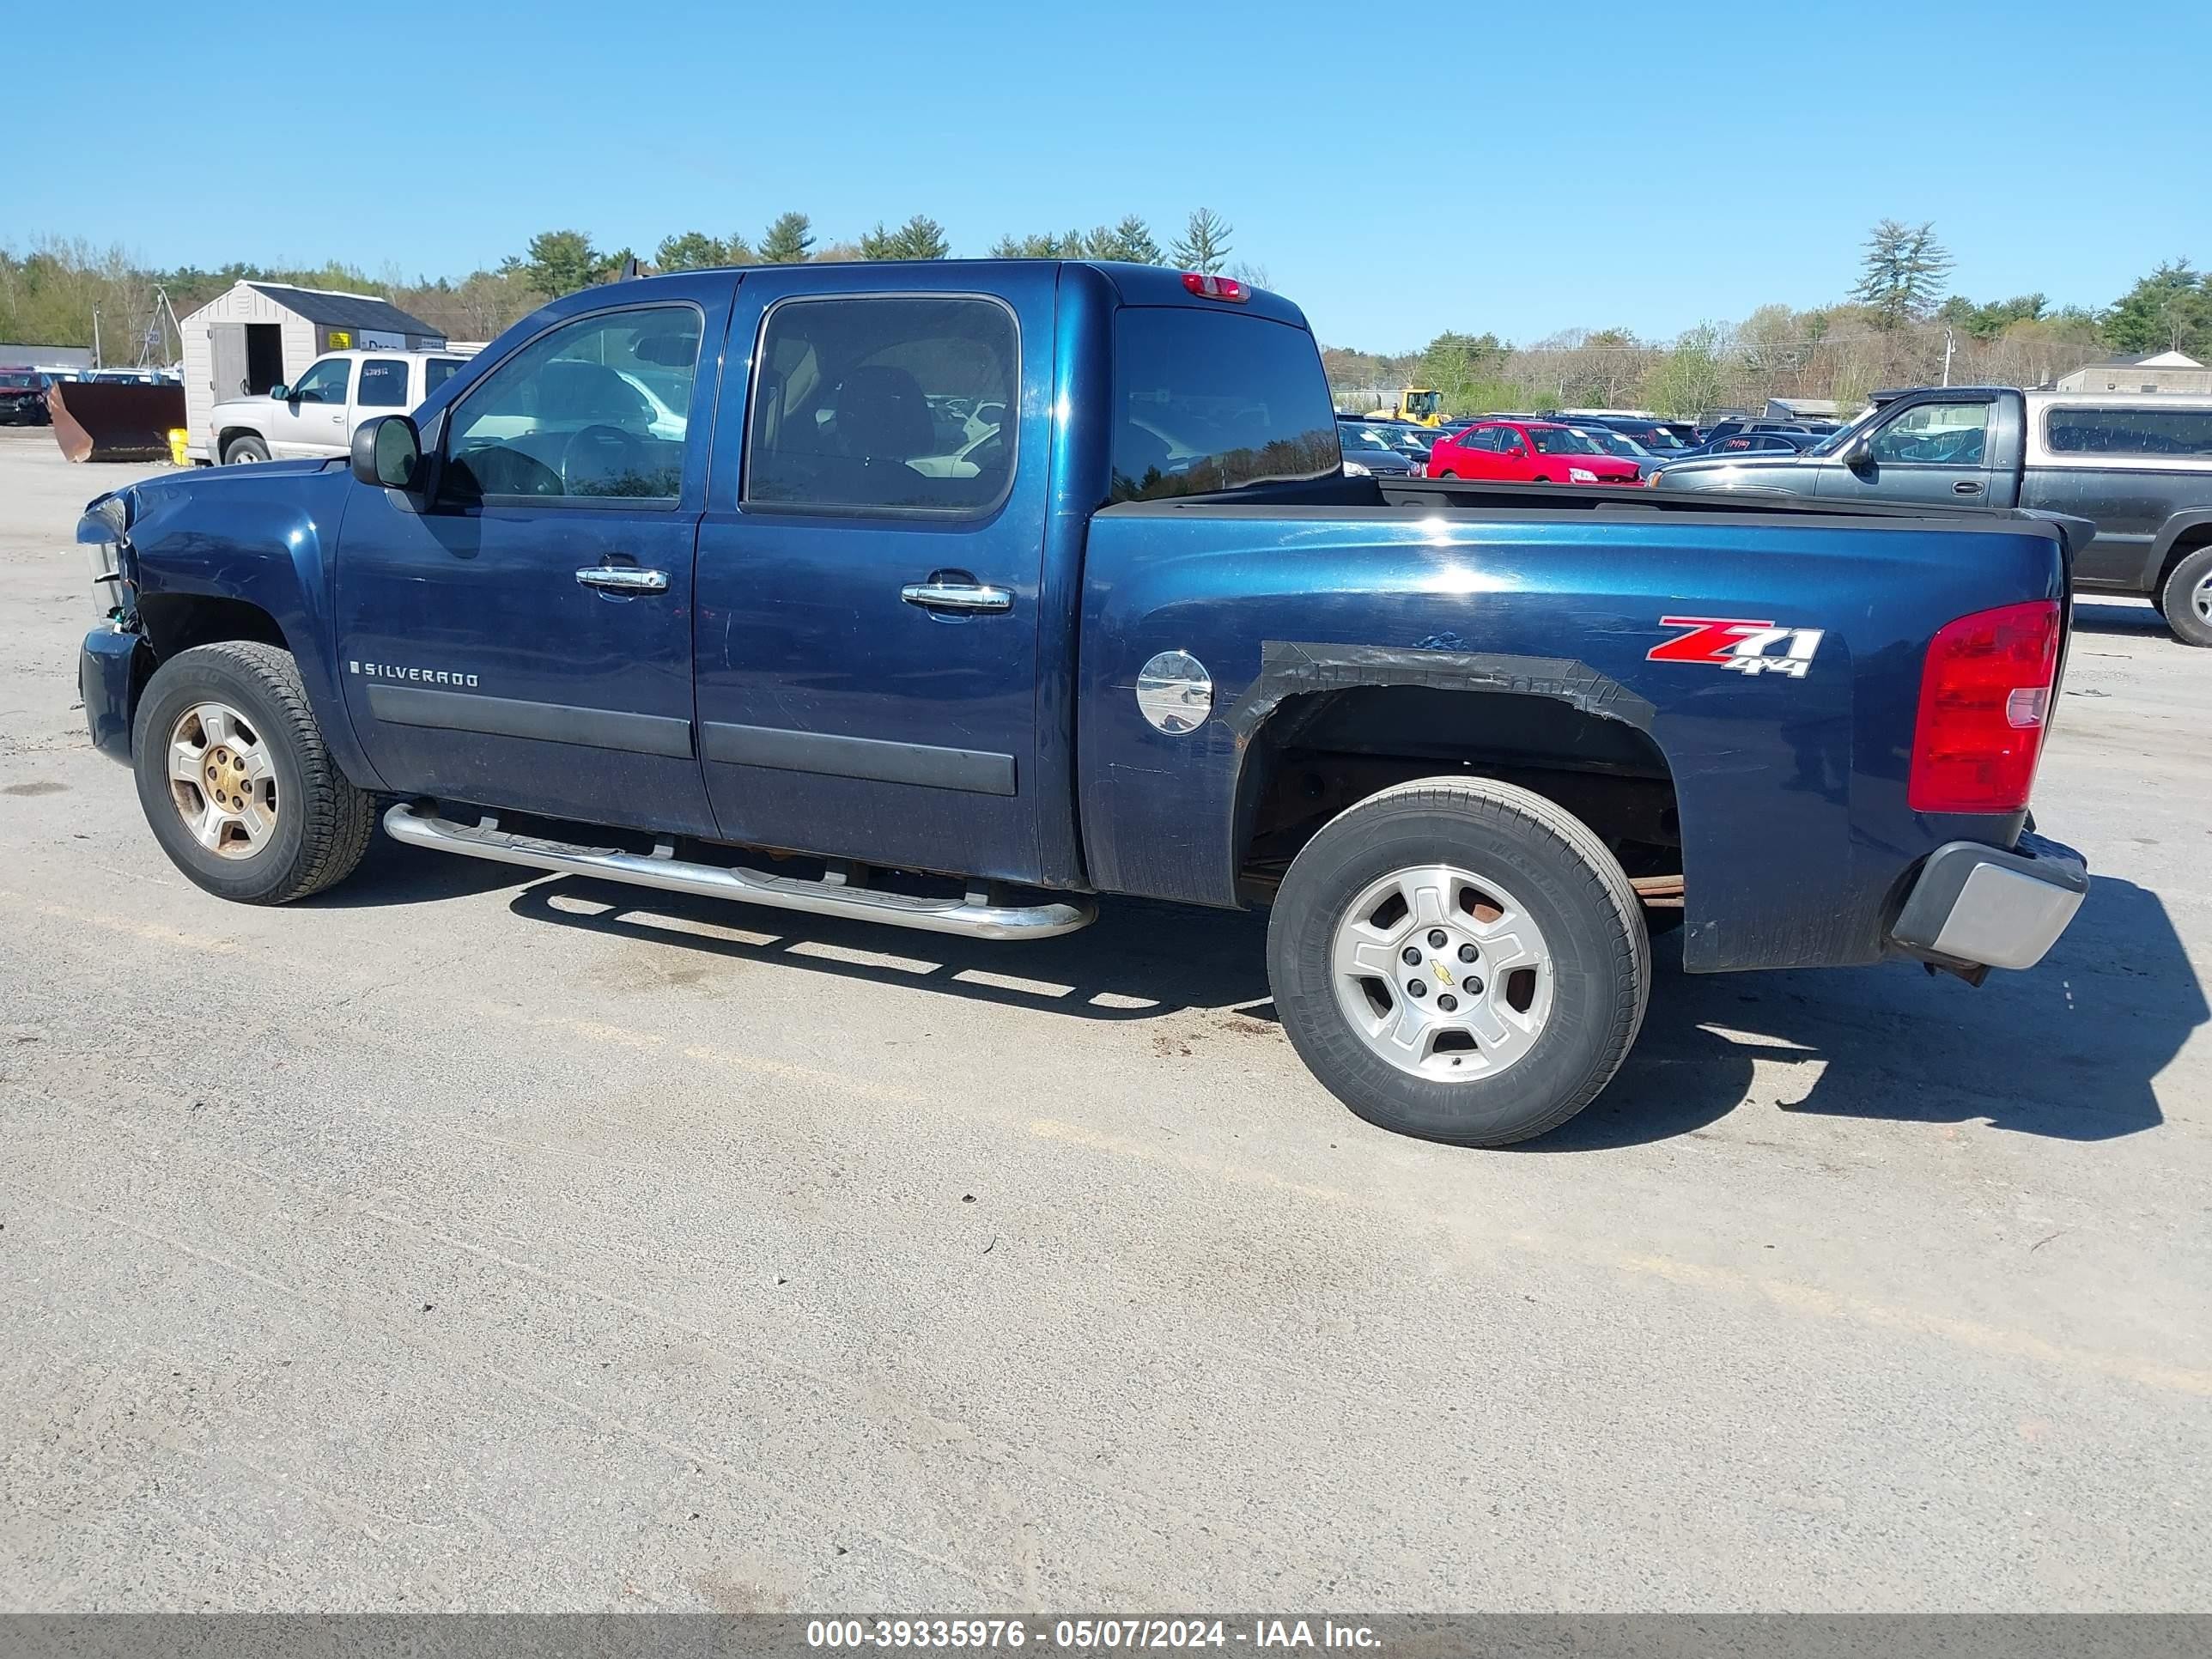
[690,264,1054,884]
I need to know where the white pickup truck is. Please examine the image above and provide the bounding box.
[208,349,471,465]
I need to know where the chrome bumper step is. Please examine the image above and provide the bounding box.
[381,802,1097,941]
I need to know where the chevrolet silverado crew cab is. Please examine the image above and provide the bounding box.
[77,261,2090,1147]
[206,348,472,465]
[1656,386,2212,646]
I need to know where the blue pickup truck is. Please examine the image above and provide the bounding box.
[76,260,2090,1146]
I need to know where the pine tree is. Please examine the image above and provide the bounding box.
[758,212,816,265]
[1850,219,1952,328]
[890,215,950,260]
[519,229,606,297]
[1170,209,1233,275]
[654,231,726,272]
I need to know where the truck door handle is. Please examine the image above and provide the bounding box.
[1953,480,1984,495]
[576,566,670,593]
[902,581,1012,613]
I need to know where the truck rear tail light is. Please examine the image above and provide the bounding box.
[1182,272,1249,302]
[1908,599,2061,813]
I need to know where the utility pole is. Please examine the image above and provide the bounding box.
[1941,325,1956,387]
[92,305,103,369]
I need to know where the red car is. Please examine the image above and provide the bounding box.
[1425,419,1644,486]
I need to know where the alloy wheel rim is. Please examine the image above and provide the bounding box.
[2194,569,2212,624]
[167,702,278,859]
[1328,863,1554,1082]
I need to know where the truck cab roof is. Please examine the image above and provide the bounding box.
[597,258,1312,331]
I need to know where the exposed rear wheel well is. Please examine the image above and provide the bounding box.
[137,592,289,661]
[2161,523,2212,586]
[1236,684,1681,905]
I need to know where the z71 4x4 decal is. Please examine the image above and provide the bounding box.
[1647,617,1826,678]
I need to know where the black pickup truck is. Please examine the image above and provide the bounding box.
[1656,386,2212,645]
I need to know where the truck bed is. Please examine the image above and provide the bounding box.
[1112,475,2094,561]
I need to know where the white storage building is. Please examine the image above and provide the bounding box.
[179,282,445,460]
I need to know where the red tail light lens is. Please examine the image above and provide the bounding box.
[1908,599,2061,813]
[1181,271,1249,302]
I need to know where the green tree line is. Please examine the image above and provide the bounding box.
[8,215,2208,416]
[0,208,1239,359]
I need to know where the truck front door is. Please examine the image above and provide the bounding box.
[1814,392,2014,507]
[334,283,734,836]
[691,265,1052,884]
[268,356,351,459]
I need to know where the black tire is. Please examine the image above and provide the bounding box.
[131,641,374,904]
[1267,777,1649,1147]
[2159,545,2212,647]
[222,434,269,465]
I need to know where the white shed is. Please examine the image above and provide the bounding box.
[179,282,445,460]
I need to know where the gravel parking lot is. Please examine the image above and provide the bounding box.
[2,427,2208,1612]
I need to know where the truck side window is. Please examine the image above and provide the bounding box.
[1869,402,1990,466]
[2047,407,2212,457]
[356,360,409,409]
[441,306,702,505]
[1111,308,1338,501]
[743,297,1018,514]
[292,358,351,405]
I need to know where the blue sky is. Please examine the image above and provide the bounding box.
[11,0,2208,350]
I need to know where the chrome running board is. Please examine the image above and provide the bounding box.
[382,802,1096,941]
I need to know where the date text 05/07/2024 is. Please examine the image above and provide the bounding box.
[805,1619,1382,1650]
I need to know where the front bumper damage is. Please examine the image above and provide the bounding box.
[1890,831,2088,975]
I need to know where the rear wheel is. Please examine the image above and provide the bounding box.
[222,434,268,465]
[1267,777,1648,1147]
[2160,545,2212,647]
[131,641,374,903]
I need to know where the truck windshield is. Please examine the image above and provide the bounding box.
[1111,309,1339,501]
[1805,405,1881,458]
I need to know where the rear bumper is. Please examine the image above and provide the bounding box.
[80,626,143,763]
[1889,832,2087,972]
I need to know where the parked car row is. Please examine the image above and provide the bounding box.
[0,369,51,425]
[1656,386,2212,646]
[1334,406,1848,489]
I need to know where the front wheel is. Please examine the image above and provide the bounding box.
[131,641,375,903]
[222,434,269,465]
[2160,545,2212,647]
[1267,777,1649,1146]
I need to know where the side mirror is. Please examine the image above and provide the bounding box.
[351,414,422,490]
[268,384,290,401]
[1844,435,1875,470]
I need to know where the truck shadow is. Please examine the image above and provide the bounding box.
[300,829,542,907]
[2069,599,2172,640]
[1539,874,2196,1150]
[495,867,2197,1151]
[506,875,1277,1021]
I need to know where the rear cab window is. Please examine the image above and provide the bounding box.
[1110,307,1339,501]
[2045,406,2212,458]
[356,359,410,408]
